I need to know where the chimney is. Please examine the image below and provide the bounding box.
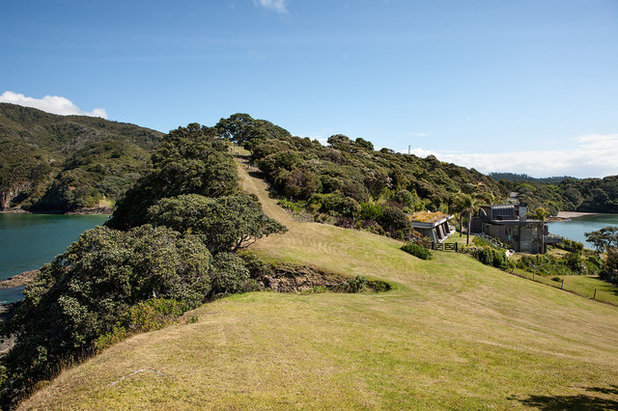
[519,204,527,222]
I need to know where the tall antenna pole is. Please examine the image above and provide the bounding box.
[408,144,411,155]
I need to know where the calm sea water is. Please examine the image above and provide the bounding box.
[0,214,108,303]
[548,214,618,249]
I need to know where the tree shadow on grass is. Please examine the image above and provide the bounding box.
[509,386,618,410]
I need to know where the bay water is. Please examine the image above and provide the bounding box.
[0,214,108,303]
[547,213,618,249]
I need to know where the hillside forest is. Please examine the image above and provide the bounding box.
[0,103,162,212]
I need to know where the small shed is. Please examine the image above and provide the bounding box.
[409,211,455,243]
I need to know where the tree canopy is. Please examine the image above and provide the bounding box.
[1,225,212,399]
[107,123,239,230]
[147,193,287,254]
[585,226,618,252]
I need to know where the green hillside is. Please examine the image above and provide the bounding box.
[19,149,618,409]
[0,103,162,212]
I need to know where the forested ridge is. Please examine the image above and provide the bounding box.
[216,114,507,239]
[216,114,617,240]
[0,103,162,212]
[1,106,615,216]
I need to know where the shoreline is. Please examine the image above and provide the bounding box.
[0,207,111,216]
[0,270,38,289]
[556,211,601,219]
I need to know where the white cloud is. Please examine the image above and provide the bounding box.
[254,0,287,13]
[0,91,108,119]
[408,133,618,178]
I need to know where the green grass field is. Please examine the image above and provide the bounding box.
[20,152,618,409]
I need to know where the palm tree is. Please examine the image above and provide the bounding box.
[458,192,494,244]
[450,193,468,237]
[462,194,475,245]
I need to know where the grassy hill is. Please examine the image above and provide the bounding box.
[0,103,163,212]
[19,149,618,409]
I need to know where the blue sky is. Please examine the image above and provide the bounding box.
[1,0,617,177]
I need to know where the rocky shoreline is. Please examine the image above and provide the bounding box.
[0,270,38,289]
[0,206,111,215]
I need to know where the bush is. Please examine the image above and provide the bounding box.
[476,247,510,270]
[347,275,369,292]
[314,193,361,217]
[602,247,618,284]
[401,242,432,260]
[94,298,185,352]
[393,189,414,207]
[559,238,584,253]
[210,252,256,296]
[360,202,384,220]
[124,299,185,333]
[379,206,411,233]
[561,251,583,273]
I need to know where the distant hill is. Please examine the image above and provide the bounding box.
[487,172,575,184]
[497,175,617,214]
[0,103,163,212]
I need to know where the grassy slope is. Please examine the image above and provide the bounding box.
[21,152,618,409]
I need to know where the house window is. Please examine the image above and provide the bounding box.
[505,227,513,240]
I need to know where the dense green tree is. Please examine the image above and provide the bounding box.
[603,248,618,284]
[216,113,506,241]
[209,252,254,296]
[0,225,212,402]
[450,193,469,237]
[585,226,618,252]
[147,193,287,254]
[107,124,238,229]
[354,137,374,151]
[327,134,353,151]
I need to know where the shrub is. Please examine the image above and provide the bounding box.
[125,299,185,333]
[602,247,618,284]
[95,326,128,353]
[94,299,185,353]
[401,242,432,260]
[476,247,510,270]
[315,193,361,217]
[559,238,584,253]
[360,202,384,220]
[393,189,414,207]
[302,286,328,294]
[379,206,411,232]
[210,252,256,296]
[561,251,583,273]
[347,276,369,292]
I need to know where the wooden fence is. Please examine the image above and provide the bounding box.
[430,242,458,252]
